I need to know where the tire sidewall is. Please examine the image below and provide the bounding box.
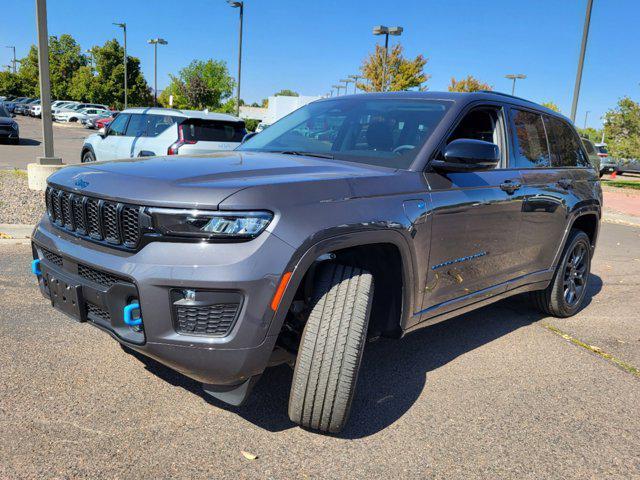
[553,231,591,316]
[82,151,95,163]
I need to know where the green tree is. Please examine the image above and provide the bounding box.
[274,89,299,97]
[603,97,640,159]
[92,39,152,108]
[577,127,603,143]
[159,59,235,111]
[448,75,492,92]
[0,71,23,97]
[541,101,560,112]
[17,34,87,99]
[357,44,429,92]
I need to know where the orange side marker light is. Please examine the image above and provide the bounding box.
[271,272,292,311]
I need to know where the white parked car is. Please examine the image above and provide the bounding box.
[80,108,247,162]
[54,107,110,123]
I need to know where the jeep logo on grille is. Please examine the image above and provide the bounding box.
[74,178,89,189]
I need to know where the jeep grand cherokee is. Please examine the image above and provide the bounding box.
[31,91,601,433]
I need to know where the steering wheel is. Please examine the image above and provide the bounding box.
[393,144,415,155]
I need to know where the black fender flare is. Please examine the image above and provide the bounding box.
[267,229,417,338]
[551,203,601,268]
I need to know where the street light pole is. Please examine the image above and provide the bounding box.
[373,25,403,92]
[5,46,17,73]
[148,38,168,107]
[584,110,590,129]
[505,73,526,95]
[228,1,244,117]
[340,78,353,94]
[570,0,594,123]
[35,0,55,160]
[332,85,344,96]
[113,23,127,109]
[348,74,362,93]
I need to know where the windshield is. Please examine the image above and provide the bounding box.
[596,145,608,155]
[238,98,452,169]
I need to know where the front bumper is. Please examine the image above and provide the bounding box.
[0,128,18,139]
[32,215,296,386]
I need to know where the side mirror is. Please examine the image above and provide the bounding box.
[431,138,500,173]
[242,131,258,143]
[98,127,108,138]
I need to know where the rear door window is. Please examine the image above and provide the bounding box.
[181,120,246,143]
[511,109,550,168]
[544,116,590,167]
[145,114,180,137]
[125,114,146,137]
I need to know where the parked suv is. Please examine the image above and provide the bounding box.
[80,108,246,162]
[31,92,601,433]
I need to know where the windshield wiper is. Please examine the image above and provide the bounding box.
[275,150,335,160]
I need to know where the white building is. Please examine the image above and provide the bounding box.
[239,95,323,125]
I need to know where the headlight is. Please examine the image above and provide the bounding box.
[148,208,273,239]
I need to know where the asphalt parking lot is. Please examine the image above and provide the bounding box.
[0,116,89,170]
[1,222,638,479]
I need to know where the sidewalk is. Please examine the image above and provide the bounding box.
[602,187,640,227]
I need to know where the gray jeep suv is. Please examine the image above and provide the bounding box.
[31,92,601,433]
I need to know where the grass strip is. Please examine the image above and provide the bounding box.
[542,322,640,378]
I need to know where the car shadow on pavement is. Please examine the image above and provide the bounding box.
[126,273,602,438]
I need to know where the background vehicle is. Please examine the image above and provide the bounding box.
[0,104,19,144]
[55,107,109,123]
[28,100,42,117]
[94,113,117,130]
[14,98,37,115]
[581,138,601,176]
[82,110,117,129]
[3,97,26,113]
[34,92,601,434]
[616,158,640,175]
[594,142,617,175]
[51,101,79,115]
[81,108,246,162]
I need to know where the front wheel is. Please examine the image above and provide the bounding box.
[288,263,374,433]
[531,229,591,317]
[81,150,96,163]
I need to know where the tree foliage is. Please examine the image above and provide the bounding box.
[603,97,640,159]
[541,101,560,112]
[10,35,150,108]
[448,75,492,92]
[159,59,235,111]
[577,127,603,144]
[0,71,23,97]
[357,44,429,92]
[274,89,299,97]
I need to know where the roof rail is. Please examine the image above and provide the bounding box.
[476,90,530,102]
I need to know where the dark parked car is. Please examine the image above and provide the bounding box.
[14,98,37,115]
[31,91,601,433]
[0,104,19,144]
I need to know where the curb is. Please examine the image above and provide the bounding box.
[0,224,34,240]
[602,210,640,228]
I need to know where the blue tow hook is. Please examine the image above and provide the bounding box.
[31,259,41,275]
[123,302,142,326]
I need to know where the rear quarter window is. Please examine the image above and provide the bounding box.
[511,109,550,168]
[544,116,590,168]
[182,120,246,143]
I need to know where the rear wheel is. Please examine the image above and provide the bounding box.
[288,263,374,433]
[531,229,591,317]
[81,150,96,163]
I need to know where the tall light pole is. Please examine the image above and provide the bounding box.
[340,78,353,94]
[148,38,168,107]
[332,85,344,96]
[584,110,590,129]
[85,49,94,73]
[570,0,594,123]
[505,73,526,95]
[5,46,17,73]
[373,25,403,92]
[113,23,127,109]
[348,74,362,93]
[228,1,244,117]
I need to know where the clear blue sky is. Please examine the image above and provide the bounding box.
[3,0,638,128]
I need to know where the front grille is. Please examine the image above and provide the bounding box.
[46,186,142,250]
[175,303,240,336]
[86,302,111,322]
[41,248,63,267]
[78,264,125,288]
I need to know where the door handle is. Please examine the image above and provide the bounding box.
[557,178,573,190]
[500,180,521,194]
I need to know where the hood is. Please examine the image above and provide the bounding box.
[0,117,16,126]
[47,151,392,209]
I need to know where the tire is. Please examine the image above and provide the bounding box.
[81,150,96,163]
[531,229,591,317]
[288,263,374,433]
